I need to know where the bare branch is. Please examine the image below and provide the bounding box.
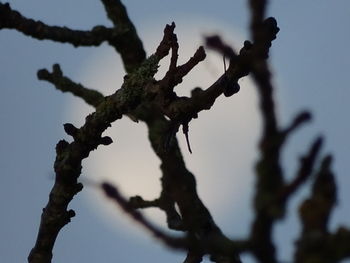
[2,0,346,262]
[0,3,114,47]
[129,193,185,231]
[37,64,105,108]
[101,182,188,249]
[183,251,203,263]
[280,136,323,201]
[100,0,146,73]
[159,43,206,93]
[135,108,243,262]
[296,155,338,262]
[331,227,350,261]
[175,46,206,84]
[155,22,177,59]
[0,2,146,73]
[281,111,312,142]
[245,2,281,261]
[299,155,337,235]
[28,50,162,262]
[206,35,238,59]
[100,0,135,28]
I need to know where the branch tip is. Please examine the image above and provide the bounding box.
[99,136,113,146]
[63,123,79,137]
[37,69,49,80]
[56,140,69,154]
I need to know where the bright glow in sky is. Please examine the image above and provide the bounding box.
[65,20,259,237]
[2,1,350,263]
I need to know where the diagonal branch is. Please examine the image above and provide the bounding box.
[37,64,105,108]
[279,136,323,201]
[129,193,185,231]
[280,111,312,143]
[28,32,168,262]
[299,155,337,235]
[296,155,338,262]
[134,105,244,262]
[100,0,136,28]
[28,19,250,262]
[101,182,188,249]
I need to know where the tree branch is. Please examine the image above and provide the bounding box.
[282,111,312,140]
[296,155,338,262]
[100,0,146,73]
[0,3,114,47]
[37,64,105,108]
[134,105,243,262]
[0,1,146,73]
[101,182,188,249]
[183,251,203,263]
[28,31,168,262]
[129,193,185,231]
[279,136,323,201]
[299,155,337,235]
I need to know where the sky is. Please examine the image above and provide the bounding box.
[1,1,350,263]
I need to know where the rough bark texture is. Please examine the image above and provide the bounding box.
[1,1,349,263]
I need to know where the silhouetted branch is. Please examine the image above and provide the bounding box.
[183,251,203,263]
[129,103,245,262]
[281,111,312,143]
[37,64,104,108]
[2,0,345,261]
[330,227,350,261]
[280,136,323,201]
[0,2,146,73]
[101,182,188,249]
[0,3,114,47]
[155,22,177,59]
[299,155,336,235]
[206,35,238,59]
[296,155,338,262]
[28,24,175,262]
[129,192,185,231]
[160,45,206,94]
[129,195,160,209]
[100,0,146,72]
[103,181,248,261]
[284,111,312,135]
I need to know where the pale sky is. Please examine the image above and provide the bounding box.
[1,1,350,263]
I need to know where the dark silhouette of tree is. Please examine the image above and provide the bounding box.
[1,0,349,262]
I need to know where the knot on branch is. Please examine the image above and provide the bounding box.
[223,81,240,97]
[64,209,76,223]
[64,123,79,138]
[56,140,69,154]
[155,22,176,59]
[99,136,113,146]
[223,55,240,97]
[263,17,280,41]
[37,64,62,81]
[254,17,280,59]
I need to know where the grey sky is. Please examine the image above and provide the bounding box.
[1,1,350,262]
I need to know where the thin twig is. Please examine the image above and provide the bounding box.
[37,64,105,108]
[101,182,188,249]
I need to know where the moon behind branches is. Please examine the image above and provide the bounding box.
[64,18,260,239]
